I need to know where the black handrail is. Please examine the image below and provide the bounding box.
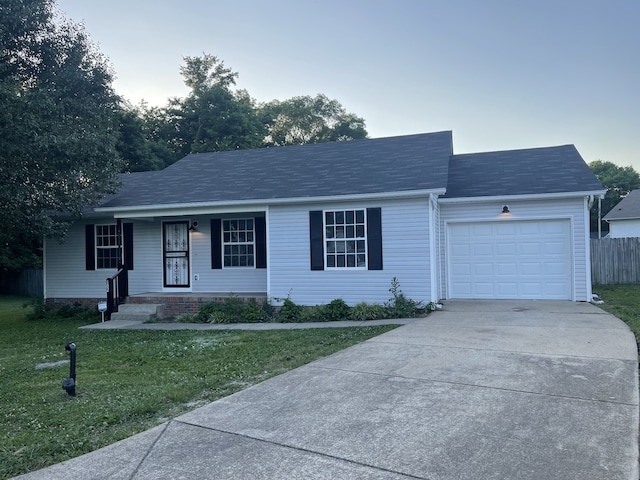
[106,267,128,320]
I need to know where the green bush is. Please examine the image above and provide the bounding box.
[351,301,385,321]
[385,277,422,318]
[323,298,351,321]
[241,299,264,323]
[298,305,325,322]
[278,297,303,323]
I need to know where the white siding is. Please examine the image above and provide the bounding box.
[607,219,640,238]
[439,197,591,301]
[44,220,116,299]
[269,197,433,306]
[45,215,267,299]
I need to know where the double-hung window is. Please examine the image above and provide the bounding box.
[95,224,120,269]
[223,219,255,267]
[325,209,367,268]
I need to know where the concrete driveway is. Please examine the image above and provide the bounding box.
[16,301,639,479]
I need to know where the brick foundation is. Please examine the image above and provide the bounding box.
[128,295,268,318]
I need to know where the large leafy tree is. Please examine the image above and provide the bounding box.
[589,160,640,233]
[161,54,265,160]
[0,0,123,270]
[261,94,368,146]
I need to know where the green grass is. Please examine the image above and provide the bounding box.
[0,296,397,479]
[594,285,640,345]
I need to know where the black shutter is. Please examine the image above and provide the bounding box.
[123,223,134,270]
[255,216,267,269]
[367,208,383,270]
[309,210,324,270]
[211,219,222,269]
[85,224,95,271]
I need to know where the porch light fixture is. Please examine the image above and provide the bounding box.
[189,221,198,232]
[502,205,510,214]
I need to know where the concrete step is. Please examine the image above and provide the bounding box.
[110,303,162,322]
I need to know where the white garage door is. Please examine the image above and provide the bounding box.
[448,219,572,300]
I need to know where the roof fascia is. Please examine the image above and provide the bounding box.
[98,189,447,219]
[438,190,606,204]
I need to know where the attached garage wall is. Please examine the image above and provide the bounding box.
[439,197,591,301]
[448,219,572,299]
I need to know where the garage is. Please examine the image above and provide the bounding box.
[447,219,572,300]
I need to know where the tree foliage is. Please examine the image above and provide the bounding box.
[0,0,123,270]
[134,55,368,166]
[261,94,368,146]
[589,160,640,233]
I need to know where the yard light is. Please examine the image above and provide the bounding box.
[62,342,77,396]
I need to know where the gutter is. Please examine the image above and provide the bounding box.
[438,190,606,204]
[95,188,447,218]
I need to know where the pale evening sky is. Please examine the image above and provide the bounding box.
[55,0,639,171]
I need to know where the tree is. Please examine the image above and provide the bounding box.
[163,54,265,159]
[589,160,640,233]
[261,94,368,146]
[0,0,123,270]
[116,104,165,172]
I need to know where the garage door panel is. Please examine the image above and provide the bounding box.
[448,219,572,300]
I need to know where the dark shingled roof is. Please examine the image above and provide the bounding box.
[100,131,453,209]
[604,190,640,221]
[443,145,604,198]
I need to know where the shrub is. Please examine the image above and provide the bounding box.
[241,299,264,323]
[278,297,303,323]
[385,277,422,318]
[298,305,325,322]
[351,301,385,321]
[323,298,351,321]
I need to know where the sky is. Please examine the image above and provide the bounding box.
[54,0,639,170]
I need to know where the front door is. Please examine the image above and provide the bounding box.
[163,221,190,287]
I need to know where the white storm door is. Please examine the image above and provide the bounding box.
[448,219,572,300]
[163,221,190,287]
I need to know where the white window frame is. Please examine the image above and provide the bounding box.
[95,224,120,270]
[324,209,367,269]
[222,218,256,268]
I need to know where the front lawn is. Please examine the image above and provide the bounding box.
[593,285,640,345]
[0,296,397,479]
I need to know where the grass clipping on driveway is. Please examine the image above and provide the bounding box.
[0,296,397,479]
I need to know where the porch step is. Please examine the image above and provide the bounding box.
[110,303,162,323]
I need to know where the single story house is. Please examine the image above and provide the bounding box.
[44,131,604,313]
[603,190,640,238]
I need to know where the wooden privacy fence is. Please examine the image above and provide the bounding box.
[0,268,43,297]
[591,237,640,285]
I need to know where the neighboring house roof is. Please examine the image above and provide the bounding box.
[443,145,604,198]
[93,131,603,214]
[98,131,453,210]
[603,190,640,221]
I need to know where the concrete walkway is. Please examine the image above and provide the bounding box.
[16,301,639,479]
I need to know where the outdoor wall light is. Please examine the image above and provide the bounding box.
[189,221,198,232]
[502,205,510,214]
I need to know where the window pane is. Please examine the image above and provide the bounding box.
[356,225,365,238]
[247,232,253,242]
[336,226,345,239]
[336,211,344,224]
[346,211,354,224]
[357,254,366,267]
[240,256,247,267]
[248,256,254,266]
[346,226,354,238]
[239,232,246,242]
[347,255,355,267]
[327,255,335,267]
[347,241,355,253]
[247,219,253,230]
[326,212,334,225]
[337,255,345,267]
[325,226,334,239]
[327,242,335,253]
[224,257,231,267]
[238,219,245,230]
[356,210,365,223]
[223,220,230,231]
[336,241,345,253]
[357,240,366,252]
